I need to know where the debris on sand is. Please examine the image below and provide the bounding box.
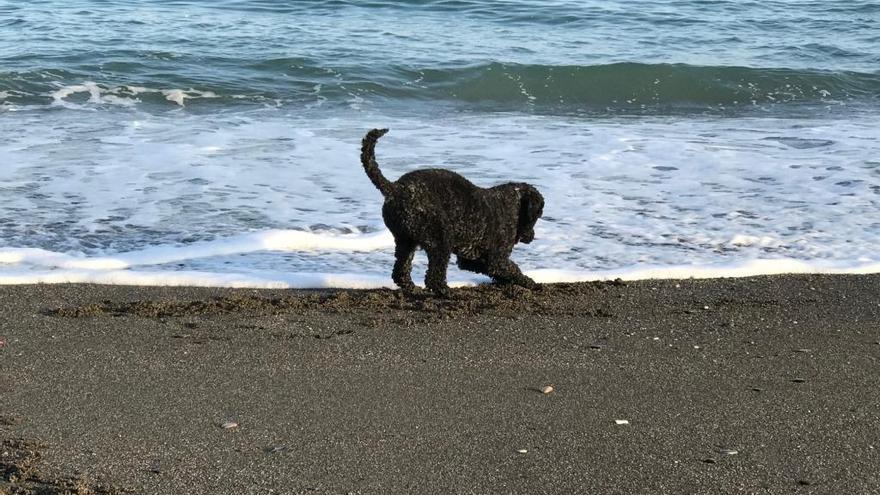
[1,439,43,484]
[0,438,126,494]
[540,385,554,394]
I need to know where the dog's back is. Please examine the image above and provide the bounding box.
[392,168,484,211]
[382,168,503,250]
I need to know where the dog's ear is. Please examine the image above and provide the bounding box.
[519,186,544,225]
[516,185,544,243]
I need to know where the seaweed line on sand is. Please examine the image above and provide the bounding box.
[45,283,620,320]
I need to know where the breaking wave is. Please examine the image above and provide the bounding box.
[2,63,877,114]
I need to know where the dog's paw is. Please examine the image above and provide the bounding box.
[516,276,541,291]
[499,283,531,298]
[427,286,454,299]
[408,288,429,298]
[397,284,426,298]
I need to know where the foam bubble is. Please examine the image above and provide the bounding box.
[100,94,139,107]
[45,83,222,108]
[162,89,219,106]
[528,258,880,283]
[162,89,188,106]
[729,235,782,248]
[0,268,297,288]
[125,86,159,96]
[50,82,141,108]
[51,82,103,107]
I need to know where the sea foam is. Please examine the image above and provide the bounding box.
[2,109,879,287]
[0,229,394,270]
[2,257,879,289]
[2,229,879,288]
[48,83,222,108]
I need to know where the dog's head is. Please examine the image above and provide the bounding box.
[514,184,544,244]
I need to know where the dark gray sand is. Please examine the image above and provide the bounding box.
[1,275,879,494]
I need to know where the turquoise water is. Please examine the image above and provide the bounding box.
[2,1,878,113]
[1,1,879,286]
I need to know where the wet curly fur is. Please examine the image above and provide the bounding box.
[361,128,544,296]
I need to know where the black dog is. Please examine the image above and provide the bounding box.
[360,128,544,296]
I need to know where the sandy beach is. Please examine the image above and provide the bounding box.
[1,275,879,494]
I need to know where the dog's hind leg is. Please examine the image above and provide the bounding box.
[425,247,452,297]
[392,240,418,292]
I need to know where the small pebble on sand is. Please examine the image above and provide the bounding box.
[517,449,528,454]
[221,421,239,429]
[541,385,554,394]
[615,419,629,425]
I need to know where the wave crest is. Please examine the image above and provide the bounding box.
[2,63,877,114]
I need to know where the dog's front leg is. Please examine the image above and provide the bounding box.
[488,258,538,290]
[457,257,489,275]
[424,247,452,297]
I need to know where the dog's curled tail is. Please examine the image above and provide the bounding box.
[361,128,393,196]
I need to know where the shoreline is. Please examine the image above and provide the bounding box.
[2,274,879,493]
[5,254,880,289]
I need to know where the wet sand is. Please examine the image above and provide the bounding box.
[1,275,879,494]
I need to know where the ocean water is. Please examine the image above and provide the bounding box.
[1,1,879,287]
